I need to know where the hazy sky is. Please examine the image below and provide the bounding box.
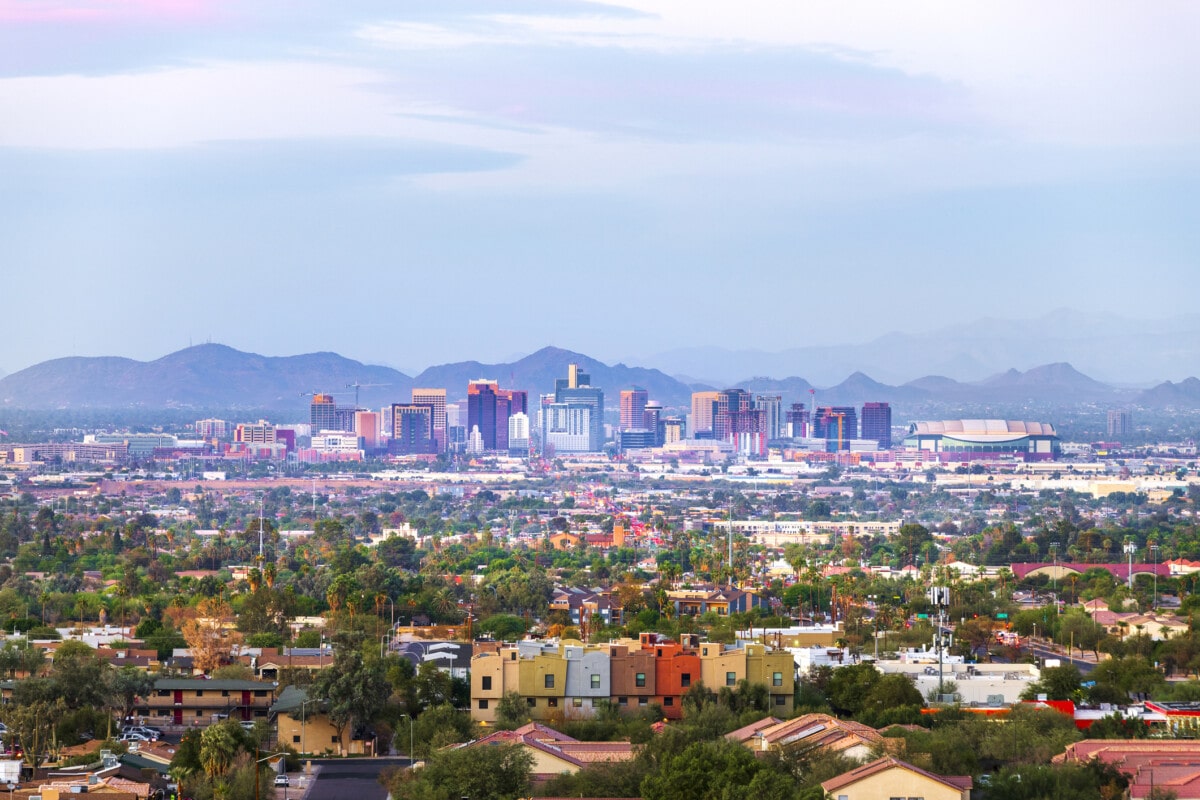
[3,1,1199,374]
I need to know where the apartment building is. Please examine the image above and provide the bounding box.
[470,634,793,723]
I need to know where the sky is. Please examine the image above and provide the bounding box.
[2,1,1199,376]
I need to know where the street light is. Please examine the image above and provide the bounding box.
[1151,544,1160,609]
[1124,540,1137,590]
[399,713,414,768]
[254,751,289,800]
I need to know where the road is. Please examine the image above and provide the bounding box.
[298,757,411,800]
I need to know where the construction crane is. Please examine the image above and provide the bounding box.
[347,381,392,408]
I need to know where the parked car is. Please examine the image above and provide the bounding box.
[120,732,151,743]
[274,775,289,787]
[121,726,160,741]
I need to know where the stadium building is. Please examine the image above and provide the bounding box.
[903,419,1060,462]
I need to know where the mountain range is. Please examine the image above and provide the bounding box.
[3,343,1200,414]
[635,309,1200,386]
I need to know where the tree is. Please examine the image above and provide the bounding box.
[200,720,243,779]
[641,739,797,800]
[1021,664,1083,702]
[50,639,109,710]
[110,666,155,727]
[389,742,533,800]
[180,598,240,675]
[309,633,390,754]
[494,691,530,730]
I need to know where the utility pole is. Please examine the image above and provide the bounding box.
[929,585,950,700]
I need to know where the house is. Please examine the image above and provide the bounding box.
[271,685,374,756]
[727,713,891,760]
[394,640,472,681]
[821,757,972,800]
[1055,739,1200,799]
[450,723,634,782]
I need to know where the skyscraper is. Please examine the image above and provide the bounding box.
[310,394,356,434]
[1107,409,1132,439]
[813,406,858,451]
[785,403,809,438]
[643,402,664,445]
[691,391,719,437]
[391,404,434,454]
[755,395,783,440]
[619,388,648,431]
[553,364,604,451]
[860,402,892,449]
[714,389,753,440]
[411,388,447,452]
[467,380,499,450]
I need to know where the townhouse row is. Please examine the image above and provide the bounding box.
[470,633,794,723]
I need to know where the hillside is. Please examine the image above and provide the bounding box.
[0,344,414,410]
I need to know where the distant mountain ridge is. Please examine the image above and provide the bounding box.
[0,343,1197,412]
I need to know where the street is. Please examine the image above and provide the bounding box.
[299,757,411,800]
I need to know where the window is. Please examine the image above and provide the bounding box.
[332,736,338,744]
[195,710,203,717]
[527,698,537,707]
[222,690,230,697]
[726,672,737,687]
[590,674,601,689]
[681,673,691,687]
[196,690,204,697]
[635,672,646,688]
[573,698,583,708]
[618,697,628,706]
[638,698,648,706]
[544,674,555,689]
[773,672,783,687]
[293,735,301,744]
[255,690,267,697]
[482,676,492,691]
[478,699,489,710]
[663,697,674,707]
[548,698,558,708]
[157,690,169,697]
[774,696,786,705]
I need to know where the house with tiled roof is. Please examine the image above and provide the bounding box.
[821,756,971,800]
[1055,739,1200,800]
[452,723,635,781]
[727,713,894,760]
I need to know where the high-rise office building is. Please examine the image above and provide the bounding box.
[391,404,435,454]
[663,417,686,444]
[714,389,753,440]
[813,406,858,451]
[643,402,664,445]
[508,412,530,456]
[310,393,356,434]
[542,401,593,453]
[234,420,276,444]
[467,380,499,451]
[1107,409,1132,439]
[620,388,649,431]
[553,364,604,451]
[355,411,380,451]
[411,388,447,452]
[691,391,720,437]
[755,395,783,440]
[785,403,809,438]
[860,402,892,449]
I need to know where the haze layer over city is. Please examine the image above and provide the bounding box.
[3,4,1200,800]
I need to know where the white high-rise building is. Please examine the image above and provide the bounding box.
[508,412,530,455]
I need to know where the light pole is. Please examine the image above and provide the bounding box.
[1151,544,1160,609]
[1124,540,1137,590]
[1049,542,1059,594]
[254,751,289,800]
[399,712,414,767]
[298,698,321,756]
